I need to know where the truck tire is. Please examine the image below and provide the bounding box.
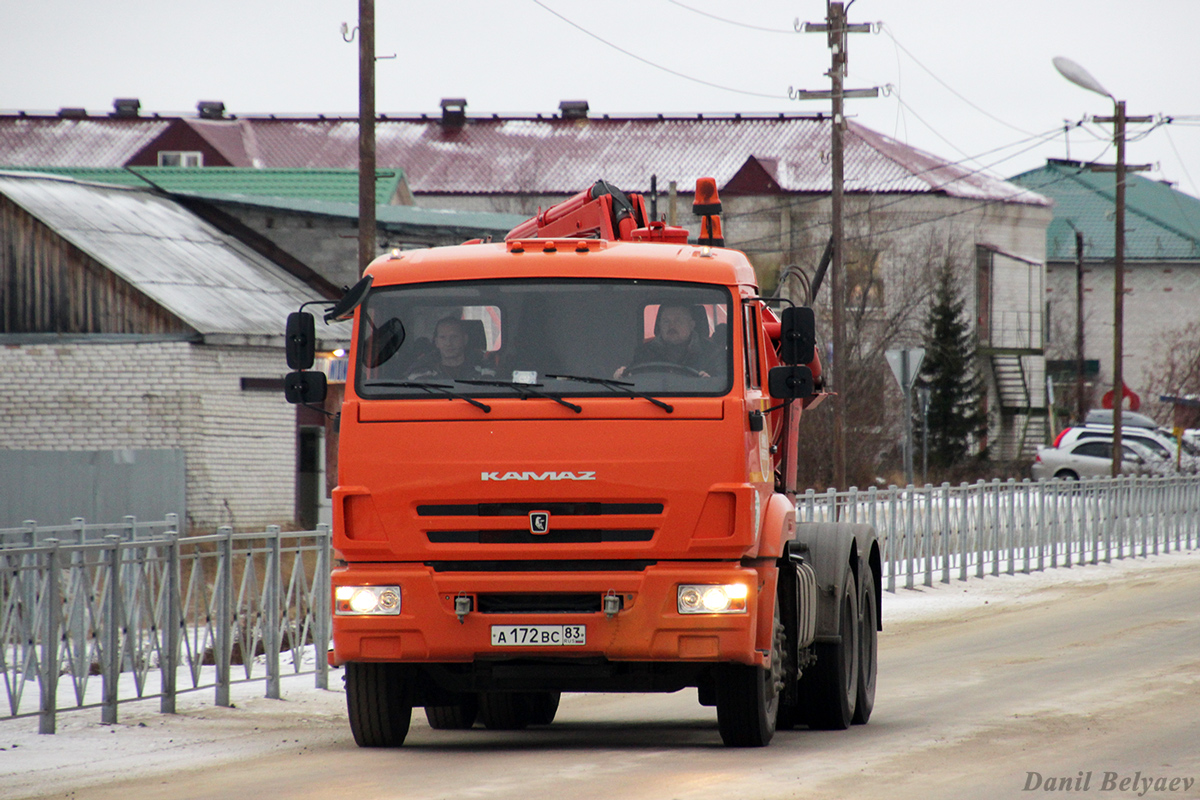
[477,692,531,730]
[800,564,859,730]
[425,694,480,730]
[852,562,878,725]
[715,601,782,747]
[525,691,561,725]
[345,662,413,747]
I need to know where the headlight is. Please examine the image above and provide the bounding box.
[677,583,749,614]
[335,585,401,615]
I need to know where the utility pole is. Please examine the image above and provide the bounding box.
[1091,101,1152,475]
[1074,229,1086,424]
[797,2,877,489]
[1053,58,1151,477]
[357,0,376,276]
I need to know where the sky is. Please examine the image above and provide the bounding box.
[3,0,1200,196]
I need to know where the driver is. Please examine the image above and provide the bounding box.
[614,304,716,379]
[407,316,497,381]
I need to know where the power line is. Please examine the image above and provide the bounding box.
[878,24,1034,137]
[531,0,786,100]
[664,0,793,34]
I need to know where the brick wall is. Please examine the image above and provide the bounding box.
[0,339,296,531]
[1045,260,1200,407]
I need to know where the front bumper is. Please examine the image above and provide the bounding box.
[330,561,770,668]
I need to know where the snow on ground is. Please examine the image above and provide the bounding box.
[1,548,1197,799]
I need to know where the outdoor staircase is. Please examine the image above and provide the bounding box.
[987,350,1048,460]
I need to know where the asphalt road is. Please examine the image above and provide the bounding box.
[12,556,1200,800]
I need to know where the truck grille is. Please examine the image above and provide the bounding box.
[417,502,663,517]
[427,529,654,544]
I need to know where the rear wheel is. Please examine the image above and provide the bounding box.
[477,692,531,730]
[345,662,413,747]
[852,562,878,725]
[424,694,479,730]
[715,601,783,747]
[1054,469,1080,480]
[525,691,561,725]
[801,565,859,730]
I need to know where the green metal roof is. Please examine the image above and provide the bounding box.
[0,166,402,205]
[184,192,527,239]
[1009,160,1200,262]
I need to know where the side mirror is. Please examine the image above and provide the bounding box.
[768,365,814,400]
[363,317,406,368]
[286,312,316,370]
[284,370,327,405]
[324,275,374,323]
[780,306,815,365]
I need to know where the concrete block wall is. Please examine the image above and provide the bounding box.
[1045,260,1200,408]
[0,340,296,531]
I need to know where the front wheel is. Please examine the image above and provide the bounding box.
[345,662,413,747]
[800,564,859,730]
[715,601,783,747]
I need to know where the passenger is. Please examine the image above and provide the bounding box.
[614,304,717,379]
[407,317,497,381]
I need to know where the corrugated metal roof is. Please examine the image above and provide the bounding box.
[0,117,171,166]
[1010,160,1200,260]
[0,170,324,337]
[245,116,1042,202]
[0,114,1044,204]
[179,192,527,237]
[2,165,402,205]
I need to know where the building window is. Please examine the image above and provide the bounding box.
[157,151,203,167]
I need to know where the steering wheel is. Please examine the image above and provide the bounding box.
[623,361,704,377]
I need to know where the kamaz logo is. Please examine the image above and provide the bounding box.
[480,471,597,481]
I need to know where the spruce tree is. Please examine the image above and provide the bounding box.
[917,259,987,469]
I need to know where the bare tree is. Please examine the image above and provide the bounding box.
[787,215,955,489]
[1145,321,1200,424]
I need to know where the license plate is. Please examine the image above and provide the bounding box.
[490,625,586,647]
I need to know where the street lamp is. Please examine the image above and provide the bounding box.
[1053,57,1151,477]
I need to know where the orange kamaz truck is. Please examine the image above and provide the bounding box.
[284,179,880,747]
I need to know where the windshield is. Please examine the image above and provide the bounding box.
[355,279,733,399]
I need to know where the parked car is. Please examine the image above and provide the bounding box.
[1052,419,1198,474]
[1032,438,1163,481]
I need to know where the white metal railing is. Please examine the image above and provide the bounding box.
[7,475,1198,733]
[1,517,331,733]
[798,475,1200,592]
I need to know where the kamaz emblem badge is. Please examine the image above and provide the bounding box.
[529,512,550,534]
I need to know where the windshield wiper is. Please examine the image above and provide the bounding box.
[545,373,674,413]
[362,380,491,413]
[456,379,582,413]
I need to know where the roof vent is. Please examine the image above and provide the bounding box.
[197,101,226,120]
[111,98,140,118]
[559,100,589,120]
[57,107,87,118]
[440,98,467,127]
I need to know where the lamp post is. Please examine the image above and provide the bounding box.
[1053,57,1152,477]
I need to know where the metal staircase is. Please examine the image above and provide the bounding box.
[985,349,1047,460]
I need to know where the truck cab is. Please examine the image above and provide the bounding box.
[285,181,880,747]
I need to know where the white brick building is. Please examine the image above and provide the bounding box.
[1010,160,1200,426]
[0,171,343,530]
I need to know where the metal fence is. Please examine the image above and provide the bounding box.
[1,516,331,733]
[800,475,1200,592]
[5,475,1200,734]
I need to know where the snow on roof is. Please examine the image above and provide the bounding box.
[0,171,322,337]
[0,113,1045,204]
[0,116,171,167]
